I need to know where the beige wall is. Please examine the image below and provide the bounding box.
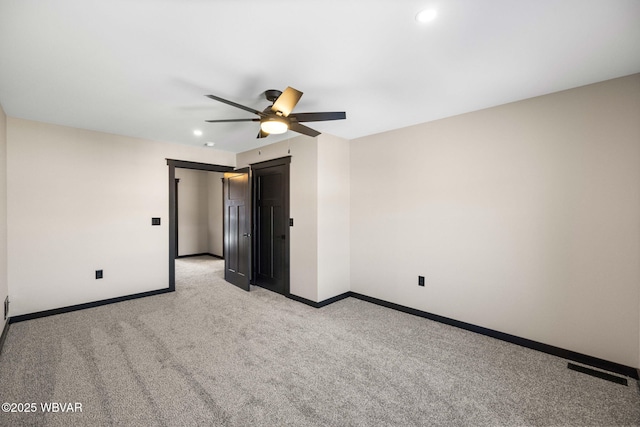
[317,134,350,301]
[175,169,223,257]
[7,118,234,316]
[350,74,640,368]
[0,104,7,330]
[207,172,224,257]
[176,168,209,255]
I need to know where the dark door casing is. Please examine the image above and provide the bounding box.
[252,158,290,295]
[223,168,251,291]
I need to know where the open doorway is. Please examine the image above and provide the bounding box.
[167,159,234,291]
[175,168,224,259]
[173,169,226,288]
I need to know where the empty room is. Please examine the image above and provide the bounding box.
[0,1,639,425]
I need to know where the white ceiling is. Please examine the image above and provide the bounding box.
[1,0,639,153]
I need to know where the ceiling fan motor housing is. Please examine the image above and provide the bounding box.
[265,89,282,103]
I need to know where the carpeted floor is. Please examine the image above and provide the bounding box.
[0,255,638,426]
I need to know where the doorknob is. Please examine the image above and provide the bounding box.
[243,233,251,237]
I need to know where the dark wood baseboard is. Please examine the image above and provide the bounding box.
[567,362,628,386]
[348,292,640,380]
[286,291,351,308]
[0,320,10,355]
[176,253,223,259]
[9,288,173,324]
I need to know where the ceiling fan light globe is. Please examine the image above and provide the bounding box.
[260,120,288,135]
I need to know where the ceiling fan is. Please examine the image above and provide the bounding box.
[205,87,346,138]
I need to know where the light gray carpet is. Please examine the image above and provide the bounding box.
[0,255,638,426]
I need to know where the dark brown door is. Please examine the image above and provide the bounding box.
[253,158,290,295]
[223,168,251,291]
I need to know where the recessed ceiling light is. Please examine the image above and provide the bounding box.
[416,8,437,23]
[193,129,203,136]
[204,142,215,147]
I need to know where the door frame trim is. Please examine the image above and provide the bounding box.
[166,159,234,291]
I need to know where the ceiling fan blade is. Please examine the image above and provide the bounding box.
[205,94,266,117]
[289,122,321,137]
[257,129,269,139]
[205,118,260,123]
[289,112,346,122]
[271,87,303,117]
